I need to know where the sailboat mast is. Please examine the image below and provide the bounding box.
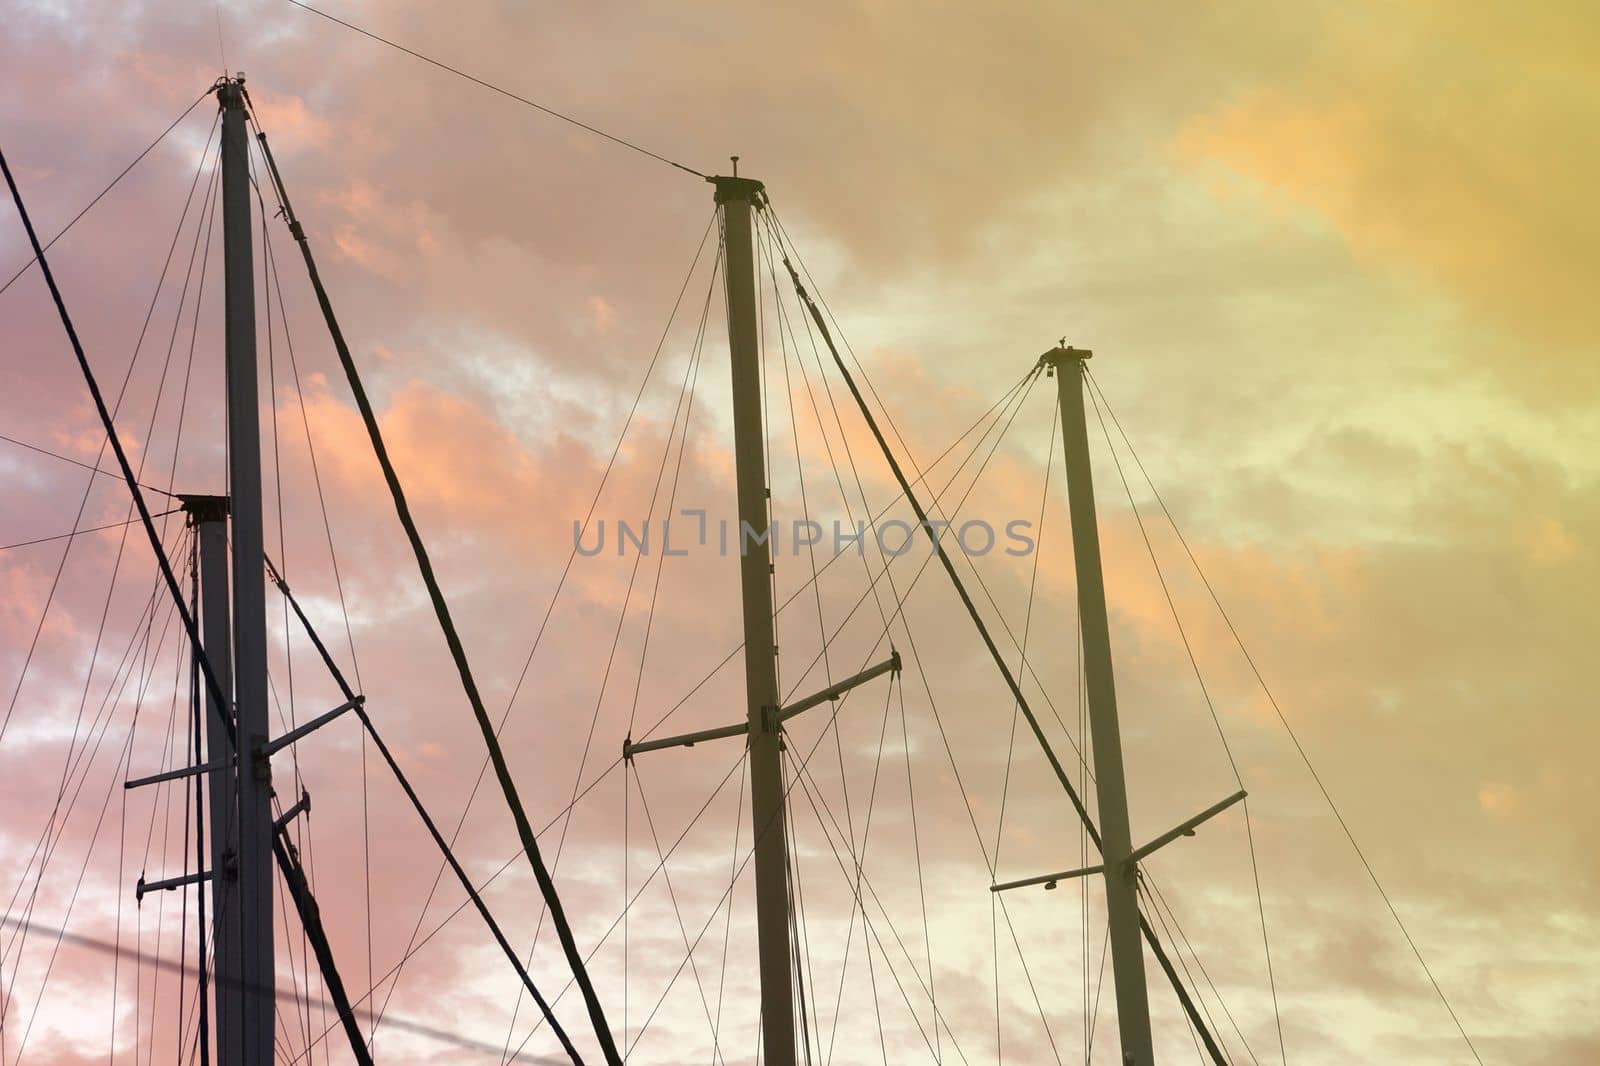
[1047,345,1156,1064]
[217,75,276,1066]
[714,171,799,1066]
[185,497,242,1065]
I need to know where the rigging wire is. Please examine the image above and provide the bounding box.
[989,394,1059,1065]
[6,530,190,1063]
[2,125,222,991]
[247,137,329,1061]
[0,118,242,796]
[0,915,536,1058]
[0,110,220,750]
[1082,372,1286,1063]
[0,89,212,299]
[247,118,620,1066]
[763,241,1245,1064]
[265,554,585,1065]
[499,382,1044,1061]
[254,148,377,1048]
[0,434,179,498]
[627,765,732,1064]
[614,373,1059,1063]
[765,205,1236,1063]
[1083,368,1484,1063]
[283,363,1044,1064]
[1,421,195,1011]
[783,751,966,1065]
[501,235,719,1055]
[353,207,717,1048]
[604,259,716,1065]
[0,520,182,971]
[283,0,707,179]
[0,509,183,552]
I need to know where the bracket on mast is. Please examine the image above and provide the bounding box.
[1127,789,1246,866]
[273,789,312,833]
[136,869,213,902]
[990,790,1246,894]
[624,719,748,759]
[257,696,364,759]
[778,652,900,724]
[125,757,232,790]
[991,863,1104,894]
[622,653,900,760]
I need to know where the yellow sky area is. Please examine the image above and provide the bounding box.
[1175,2,1598,392]
[3,3,1598,1062]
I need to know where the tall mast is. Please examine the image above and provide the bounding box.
[715,170,798,1066]
[218,75,276,1066]
[1047,345,1155,1064]
[185,496,240,1065]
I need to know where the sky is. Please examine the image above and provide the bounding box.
[0,1,1596,1064]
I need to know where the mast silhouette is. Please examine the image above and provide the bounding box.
[187,496,240,1064]
[217,75,277,1066]
[1046,345,1155,1064]
[716,169,799,1066]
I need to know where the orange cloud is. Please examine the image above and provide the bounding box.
[1174,4,1599,367]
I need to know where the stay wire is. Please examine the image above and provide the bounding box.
[0,113,241,795]
[0,434,178,497]
[3,119,221,966]
[256,143,376,1035]
[488,752,753,1066]
[355,210,715,1045]
[1083,372,1285,1063]
[770,212,1232,1062]
[1083,367,1481,1063]
[1,319,200,991]
[0,509,182,552]
[283,0,707,179]
[8,531,190,1063]
[493,234,719,1061]
[626,764,731,1065]
[0,519,182,970]
[290,366,1037,1063]
[264,555,585,1066]
[991,397,1058,868]
[990,397,1057,1065]
[0,541,168,1032]
[755,221,989,1065]
[0,110,219,749]
[1141,877,1259,1066]
[248,116,621,1066]
[0,89,211,299]
[783,752,971,1066]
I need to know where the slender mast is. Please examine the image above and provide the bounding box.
[715,170,798,1066]
[185,496,241,1065]
[1047,345,1155,1064]
[218,75,276,1066]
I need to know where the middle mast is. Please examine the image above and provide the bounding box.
[715,171,798,1066]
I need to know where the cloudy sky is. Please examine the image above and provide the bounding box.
[1,2,1595,1064]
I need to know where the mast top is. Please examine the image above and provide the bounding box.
[1037,342,1093,373]
[709,173,765,204]
[214,73,247,110]
[178,493,230,525]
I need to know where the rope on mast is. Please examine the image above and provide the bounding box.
[248,118,623,1066]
